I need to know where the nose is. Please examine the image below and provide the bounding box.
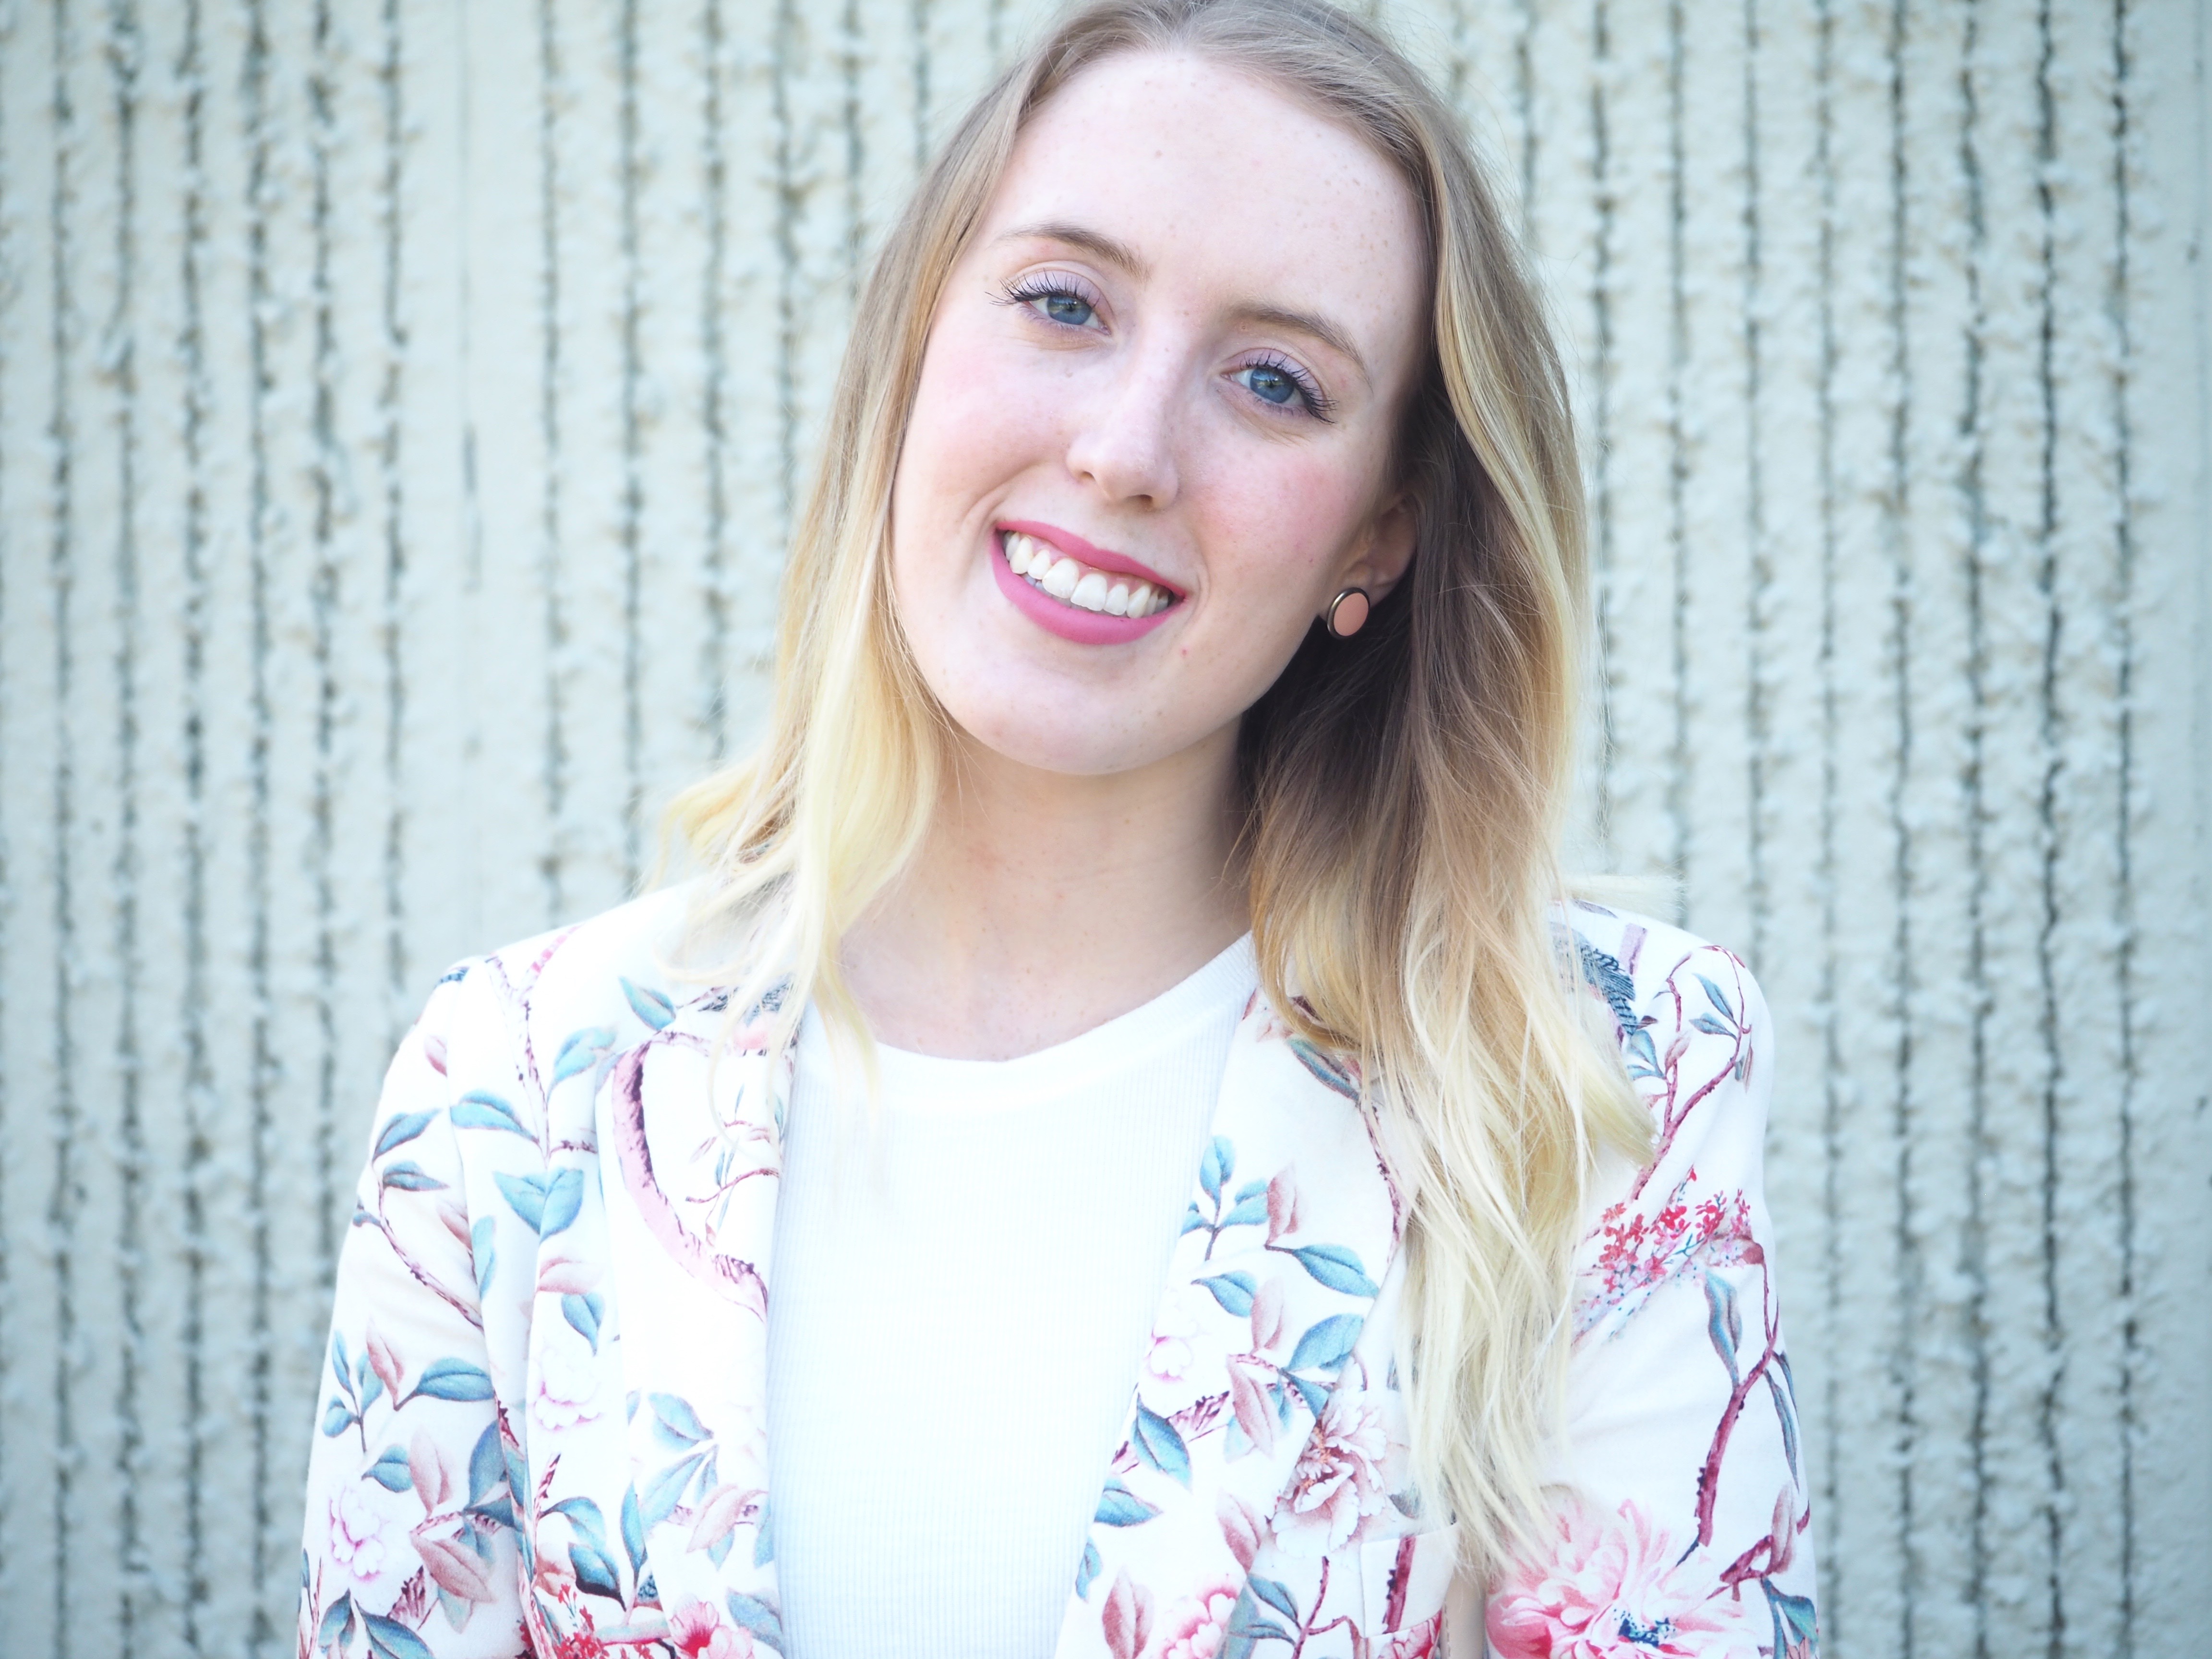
[1063,342,1183,510]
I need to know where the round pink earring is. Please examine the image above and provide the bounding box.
[1325,587,1371,639]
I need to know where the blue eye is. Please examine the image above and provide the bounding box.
[1038,291,1095,327]
[1240,362,1299,406]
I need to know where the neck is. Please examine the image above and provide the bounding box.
[841,725,1251,1059]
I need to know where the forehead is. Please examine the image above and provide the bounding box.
[990,49,1428,381]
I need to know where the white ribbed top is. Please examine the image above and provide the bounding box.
[764,937,1257,1659]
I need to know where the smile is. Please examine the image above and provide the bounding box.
[989,522,1182,647]
[1003,530,1173,617]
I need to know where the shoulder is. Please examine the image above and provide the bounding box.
[429,882,704,1033]
[1563,902,1774,1215]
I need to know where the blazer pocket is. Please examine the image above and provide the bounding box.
[1358,1522,1460,1635]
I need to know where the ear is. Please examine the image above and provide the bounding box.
[1333,493,1417,603]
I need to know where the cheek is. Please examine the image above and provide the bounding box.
[902,329,1067,520]
[1201,447,1378,600]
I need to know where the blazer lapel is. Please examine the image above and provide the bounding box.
[597,981,793,1647]
[1053,992,1404,1659]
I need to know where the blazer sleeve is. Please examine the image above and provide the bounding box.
[1480,937,1819,1659]
[298,963,530,1659]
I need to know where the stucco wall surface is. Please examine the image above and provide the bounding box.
[0,0,2205,1653]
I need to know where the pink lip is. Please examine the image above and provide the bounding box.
[990,523,1181,646]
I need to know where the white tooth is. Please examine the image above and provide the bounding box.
[1105,583,1131,616]
[1125,582,1154,615]
[1041,557,1082,599]
[1072,572,1109,612]
[1150,587,1173,615]
[1007,535,1033,575]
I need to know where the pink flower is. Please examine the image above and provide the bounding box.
[534,1328,603,1431]
[669,1599,756,1659]
[1148,1332,1195,1383]
[1271,1392,1388,1555]
[1487,1497,1761,1659]
[1155,1581,1240,1659]
[327,1483,389,1580]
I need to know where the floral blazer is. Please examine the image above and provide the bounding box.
[298,887,1817,1659]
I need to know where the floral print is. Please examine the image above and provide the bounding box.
[297,886,1814,1657]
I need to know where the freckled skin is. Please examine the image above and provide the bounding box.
[852,49,1431,1059]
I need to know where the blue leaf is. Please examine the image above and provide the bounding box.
[1197,1271,1258,1316]
[569,1539,622,1600]
[563,1291,602,1352]
[1761,1581,1818,1654]
[356,1360,384,1411]
[1075,1538,1101,1599]
[1219,1195,1270,1230]
[321,1399,356,1437]
[1287,1037,1359,1099]
[361,1613,437,1659]
[547,1495,610,1552]
[1705,1271,1743,1385]
[1765,1368,1803,1481]
[726,1592,786,1654]
[1287,1243,1379,1298]
[330,1332,353,1390]
[1233,1179,1269,1202]
[539,1167,586,1238]
[621,977,676,1031]
[373,1110,437,1160]
[405,1358,495,1404]
[1199,1136,1232,1202]
[1179,1204,1209,1236]
[1286,1313,1365,1374]
[315,1590,354,1651]
[639,1450,708,1527]
[364,1445,413,1492]
[615,1487,645,1574]
[1246,1575,1300,1623]
[753,1497,775,1567]
[1696,973,1736,1024]
[1691,1014,1734,1037]
[1131,1400,1192,1487]
[552,1027,616,1085]
[466,1495,516,1531]
[648,1392,710,1447]
[1094,1479,1160,1527]
[379,1161,446,1193]
[1286,1371,1330,1419]
[495,1171,551,1233]
[466,1425,503,1507]
[450,1091,531,1137]
[471,1216,497,1298]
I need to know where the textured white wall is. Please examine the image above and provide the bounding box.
[0,0,2204,1653]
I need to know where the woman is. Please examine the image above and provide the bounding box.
[298,3,1816,1655]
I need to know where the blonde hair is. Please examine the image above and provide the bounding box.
[667,0,1647,1584]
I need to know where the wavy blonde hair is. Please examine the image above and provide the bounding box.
[666,0,1647,1583]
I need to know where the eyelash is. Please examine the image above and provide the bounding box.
[996,274,1334,422]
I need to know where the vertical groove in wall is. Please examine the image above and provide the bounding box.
[101,0,146,1642]
[701,0,731,759]
[1882,5,1919,1652]
[44,0,79,1641]
[773,0,800,541]
[1586,0,1616,867]
[2030,4,2068,1649]
[241,0,276,1636]
[1663,0,1690,901]
[1740,0,1769,969]
[0,0,13,1607]
[176,0,211,1637]
[2104,3,2139,1647]
[1809,0,1843,1633]
[377,0,405,1030]
[536,0,567,922]
[619,0,644,886]
[308,0,340,1305]
[1963,0,2001,1642]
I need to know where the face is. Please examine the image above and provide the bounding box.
[889,49,1429,780]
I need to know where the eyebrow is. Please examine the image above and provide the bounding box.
[995,219,1371,383]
